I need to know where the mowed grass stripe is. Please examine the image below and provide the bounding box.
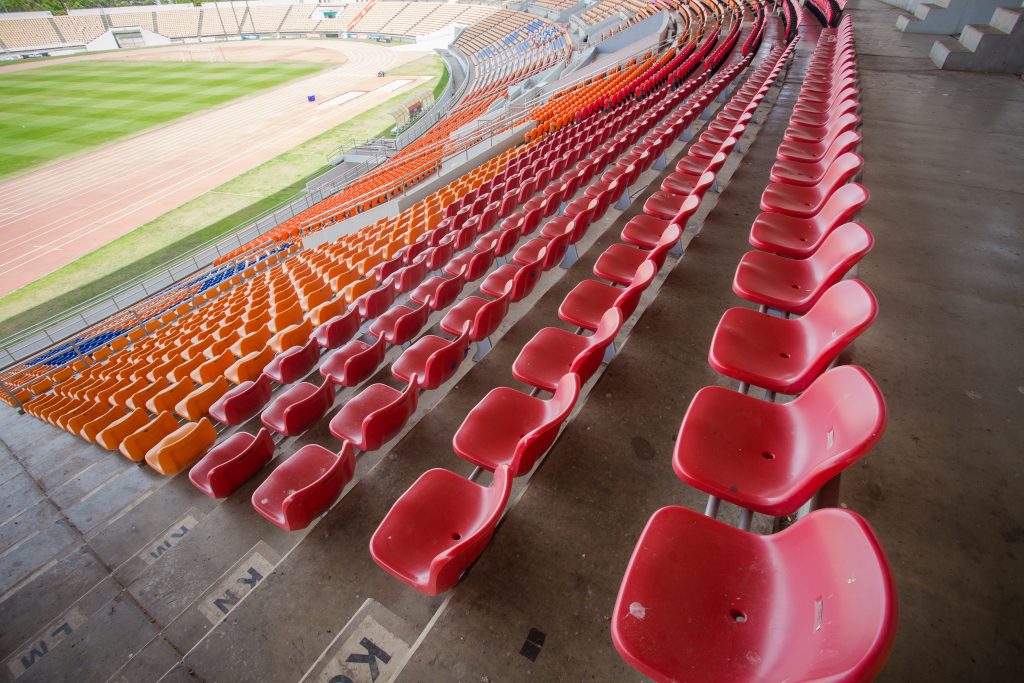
[0,60,324,179]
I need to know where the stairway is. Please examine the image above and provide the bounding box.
[930,3,1024,73]
[896,0,1010,35]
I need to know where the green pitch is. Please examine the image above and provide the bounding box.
[0,60,324,179]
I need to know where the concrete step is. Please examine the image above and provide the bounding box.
[992,6,1024,33]
[898,0,1015,35]
[931,7,1024,72]
[961,23,1005,53]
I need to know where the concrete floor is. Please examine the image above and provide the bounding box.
[0,2,1022,681]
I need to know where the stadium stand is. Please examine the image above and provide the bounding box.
[0,2,932,678]
[0,16,62,49]
[107,10,156,31]
[51,13,107,44]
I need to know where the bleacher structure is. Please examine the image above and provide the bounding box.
[13,0,1021,678]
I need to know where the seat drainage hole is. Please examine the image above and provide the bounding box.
[731,609,747,623]
[451,532,462,541]
[791,283,801,289]
[762,451,775,460]
[780,352,791,359]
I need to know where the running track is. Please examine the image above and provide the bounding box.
[0,40,429,297]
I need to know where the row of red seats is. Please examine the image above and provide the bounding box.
[807,0,842,28]
[741,1,767,56]
[184,51,698,527]
[365,21,792,596]
[611,17,900,683]
[781,0,801,43]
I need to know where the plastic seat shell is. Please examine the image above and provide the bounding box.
[674,366,887,515]
[611,506,898,683]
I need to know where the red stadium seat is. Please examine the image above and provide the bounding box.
[621,195,699,249]
[558,261,656,331]
[251,443,356,531]
[512,309,622,392]
[260,380,335,436]
[708,280,878,394]
[370,465,512,596]
[759,153,862,218]
[392,327,472,390]
[328,378,419,452]
[453,373,580,476]
[209,373,274,427]
[439,290,511,342]
[749,185,869,258]
[355,282,396,320]
[312,308,361,350]
[190,428,275,498]
[444,246,496,282]
[770,139,862,187]
[674,366,887,516]
[479,250,544,302]
[368,304,430,347]
[264,338,320,385]
[593,224,682,285]
[320,336,387,387]
[611,507,898,683]
[388,260,428,293]
[410,273,465,311]
[733,222,873,314]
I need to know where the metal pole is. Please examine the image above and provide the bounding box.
[0,377,25,413]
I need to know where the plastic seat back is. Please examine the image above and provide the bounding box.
[571,309,623,383]
[422,241,454,271]
[174,377,230,421]
[389,260,428,293]
[356,282,396,320]
[470,291,511,342]
[383,305,431,347]
[613,262,657,320]
[463,247,497,282]
[252,443,357,531]
[421,329,472,390]
[262,380,335,436]
[514,373,581,475]
[429,465,512,594]
[426,274,465,311]
[648,224,683,273]
[804,279,878,354]
[540,231,572,271]
[361,379,419,452]
[810,220,874,275]
[145,417,218,476]
[508,252,544,302]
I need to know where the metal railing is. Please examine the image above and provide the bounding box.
[0,45,469,375]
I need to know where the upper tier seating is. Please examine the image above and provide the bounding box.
[52,14,106,44]
[0,17,61,48]
[158,8,201,39]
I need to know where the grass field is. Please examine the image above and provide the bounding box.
[0,60,325,179]
[0,54,447,340]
